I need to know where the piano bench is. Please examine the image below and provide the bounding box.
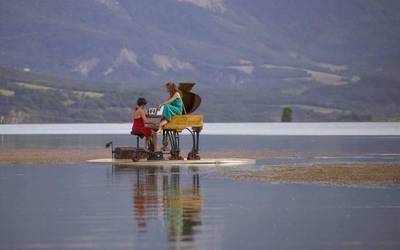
[130,131,145,161]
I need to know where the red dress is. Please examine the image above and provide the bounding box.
[132,117,152,137]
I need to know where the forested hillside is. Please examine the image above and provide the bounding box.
[0,67,160,123]
[1,67,399,123]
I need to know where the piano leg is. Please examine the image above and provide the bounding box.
[162,130,169,152]
[187,127,201,160]
[165,130,183,160]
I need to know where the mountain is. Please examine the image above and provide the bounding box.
[1,0,400,122]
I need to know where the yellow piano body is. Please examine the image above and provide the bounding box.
[163,114,203,132]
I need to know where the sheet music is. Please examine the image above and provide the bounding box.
[147,106,163,116]
[157,106,164,115]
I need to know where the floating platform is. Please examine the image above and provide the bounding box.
[87,158,256,167]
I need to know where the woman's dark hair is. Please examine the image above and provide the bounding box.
[137,97,147,106]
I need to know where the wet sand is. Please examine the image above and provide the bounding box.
[1,148,400,187]
[226,164,400,187]
[0,148,110,163]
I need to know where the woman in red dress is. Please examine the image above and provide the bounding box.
[132,97,158,151]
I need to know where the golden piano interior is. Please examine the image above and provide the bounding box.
[109,82,204,161]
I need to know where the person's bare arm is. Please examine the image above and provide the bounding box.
[140,109,149,123]
[159,93,180,108]
[132,108,136,122]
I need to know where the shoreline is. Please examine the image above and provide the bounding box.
[1,122,400,136]
[224,163,400,187]
[0,148,111,164]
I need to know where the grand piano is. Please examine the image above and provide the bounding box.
[146,82,204,160]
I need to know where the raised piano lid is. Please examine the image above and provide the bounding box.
[178,82,202,114]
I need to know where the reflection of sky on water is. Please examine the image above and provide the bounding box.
[1,128,400,249]
[0,163,399,249]
[2,134,400,153]
[1,123,400,135]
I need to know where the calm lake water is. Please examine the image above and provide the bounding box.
[1,122,400,135]
[1,123,400,249]
[1,164,399,250]
[2,133,400,164]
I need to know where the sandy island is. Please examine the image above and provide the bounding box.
[0,148,299,163]
[1,148,400,187]
[225,164,400,187]
[0,148,111,163]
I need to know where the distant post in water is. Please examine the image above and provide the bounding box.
[281,107,293,122]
